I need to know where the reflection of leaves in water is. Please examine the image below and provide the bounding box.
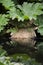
[24,58,42,65]
[0,50,42,65]
[0,62,4,65]
[37,42,43,55]
[10,53,30,61]
[0,46,7,56]
[9,53,42,65]
[35,42,43,63]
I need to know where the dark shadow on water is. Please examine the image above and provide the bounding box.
[0,32,43,63]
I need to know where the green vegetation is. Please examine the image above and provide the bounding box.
[0,0,43,65]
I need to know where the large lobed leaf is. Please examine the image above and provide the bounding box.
[17,2,43,20]
[8,2,43,21]
[0,1,43,21]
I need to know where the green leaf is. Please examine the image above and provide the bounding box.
[7,2,43,21]
[0,14,9,32]
[0,0,14,9]
[17,2,43,20]
[8,7,24,21]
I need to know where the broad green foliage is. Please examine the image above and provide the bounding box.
[0,0,43,32]
[17,2,43,20]
[0,14,9,32]
[0,0,43,34]
[8,2,43,21]
[0,0,43,65]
